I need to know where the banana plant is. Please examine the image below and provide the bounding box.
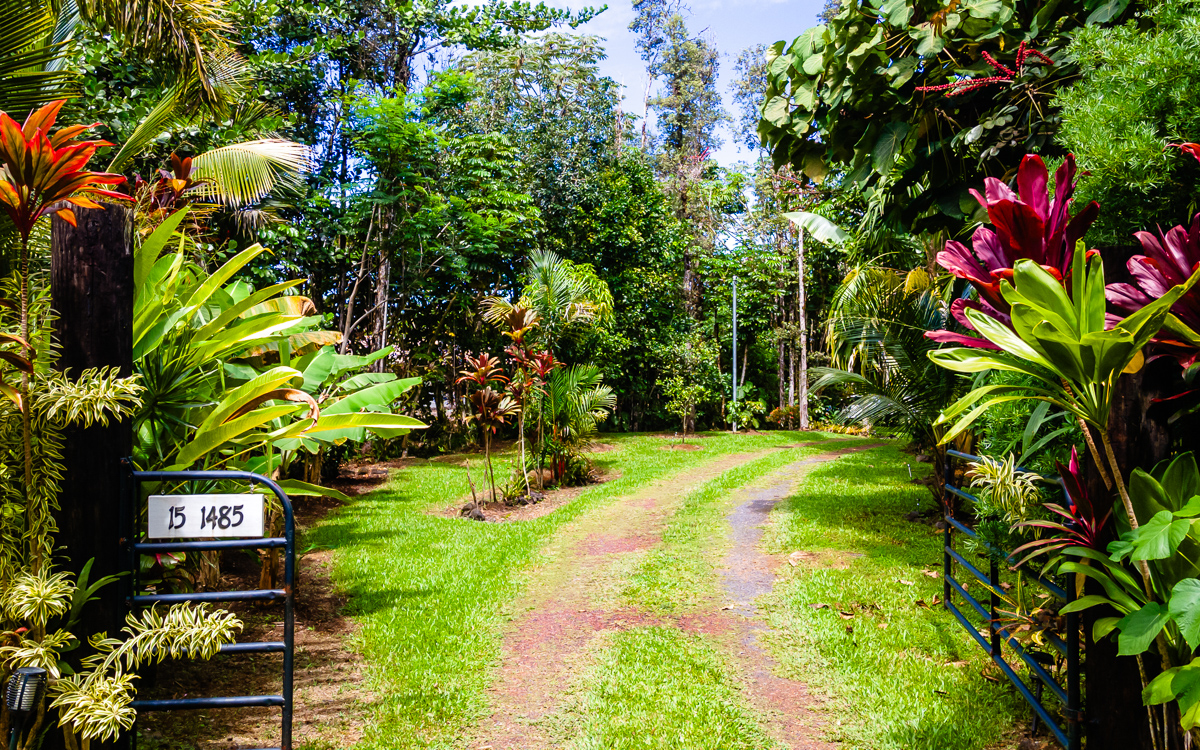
[133,207,424,477]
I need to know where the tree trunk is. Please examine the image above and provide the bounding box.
[49,206,134,750]
[372,253,391,373]
[798,229,809,430]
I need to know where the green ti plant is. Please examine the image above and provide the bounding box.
[927,205,1200,743]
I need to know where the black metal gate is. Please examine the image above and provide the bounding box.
[121,460,295,750]
[942,449,1081,750]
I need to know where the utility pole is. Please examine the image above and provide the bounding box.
[731,275,738,432]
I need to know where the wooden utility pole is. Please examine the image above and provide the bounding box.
[49,205,134,750]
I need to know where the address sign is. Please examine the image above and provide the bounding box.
[147,494,266,539]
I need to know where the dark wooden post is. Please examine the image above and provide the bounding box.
[1078,247,1194,750]
[49,204,134,749]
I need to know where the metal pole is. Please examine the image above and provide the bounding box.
[732,276,738,432]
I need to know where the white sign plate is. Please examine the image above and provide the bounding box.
[147,494,265,539]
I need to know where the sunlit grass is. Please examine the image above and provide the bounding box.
[564,627,784,750]
[760,443,1027,749]
[310,430,828,749]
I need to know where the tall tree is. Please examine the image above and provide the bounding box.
[642,11,726,320]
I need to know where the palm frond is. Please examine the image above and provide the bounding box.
[189,139,311,207]
[0,0,77,114]
[78,0,233,96]
[107,50,252,172]
[815,263,959,441]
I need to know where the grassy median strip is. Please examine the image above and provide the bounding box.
[564,626,785,750]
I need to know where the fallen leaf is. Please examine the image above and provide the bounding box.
[945,660,968,668]
[898,579,915,586]
[878,622,889,629]
[981,670,1001,683]
[999,582,1013,592]
[922,569,940,579]
[809,603,830,610]
[915,599,929,609]
[931,595,942,606]
[845,624,854,634]
[838,611,855,620]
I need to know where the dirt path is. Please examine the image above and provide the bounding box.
[472,440,881,750]
[717,444,883,749]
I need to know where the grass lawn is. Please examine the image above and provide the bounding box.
[306,433,1029,749]
[760,442,1027,749]
[564,626,784,750]
[308,430,834,749]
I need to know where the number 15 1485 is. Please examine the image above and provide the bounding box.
[148,494,266,539]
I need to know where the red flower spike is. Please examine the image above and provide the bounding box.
[0,100,128,242]
[916,42,1054,97]
[1169,143,1200,166]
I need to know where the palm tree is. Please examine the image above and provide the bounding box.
[782,210,848,430]
[810,264,959,448]
[539,364,615,480]
[484,249,612,351]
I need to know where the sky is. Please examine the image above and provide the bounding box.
[547,0,827,167]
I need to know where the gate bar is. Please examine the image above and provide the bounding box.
[124,463,295,750]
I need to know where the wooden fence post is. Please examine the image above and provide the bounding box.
[49,204,134,749]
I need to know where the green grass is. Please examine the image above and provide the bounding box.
[562,627,784,750]
[624,437,860,613]
[310,430,830,749]
[759,443,1026,749]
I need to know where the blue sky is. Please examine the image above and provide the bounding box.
[550,0,827,166]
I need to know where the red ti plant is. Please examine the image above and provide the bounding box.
[529,350,561,481]
[1010,447,1111,567]
[0,101,126,570]
[1106,212,1200,369]
[929,154,1099,349]
[457,353,518,504]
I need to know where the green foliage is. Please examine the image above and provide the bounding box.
[657,330,721,435]
[931,252,1200,440]
[1056,0,1200,243]
[50,604,241,742]
[812,265,957,444]
[975,372,1080,475]
[965,455,1044,525]
[757,0,1138,233]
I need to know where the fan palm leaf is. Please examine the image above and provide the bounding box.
[189,139,310,207]
[814,264,959,443]
[105,48,252,173]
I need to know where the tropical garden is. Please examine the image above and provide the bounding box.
[0,0,1196,746]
